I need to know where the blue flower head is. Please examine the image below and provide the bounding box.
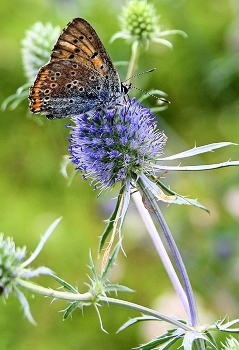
[68,98,167,191]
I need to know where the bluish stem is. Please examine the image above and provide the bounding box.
[137,176,199,328]
[132,191,190,319]
[154,206,198,326]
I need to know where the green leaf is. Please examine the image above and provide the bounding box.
[151,177,210,213]
[118,316,163,332]
[88,250,99,283]
[171,195,209,212]
[63,301,79,320]
[101,242,121,283]
[133,329,183,350]
[104,284,134,293]
[22,217,62,268]
[134,337,178,350]
[204,331,217,348]
[51,275,78,293]
[98,184,126,252]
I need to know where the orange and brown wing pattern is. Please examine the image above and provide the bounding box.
[50,18,117,78]
[29,18,123,119]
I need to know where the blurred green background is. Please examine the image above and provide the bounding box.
[1,0,239,349]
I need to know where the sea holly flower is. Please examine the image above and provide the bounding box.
[0,234,27,298]
[68,98,167,191]
[68,97,238,224]
[222,336,239,350]
[1,22,60,111]
[67,95,239,323]
[67,96,239,333]
[110,0,187,101]
[0,219,61,323]
[21,22,60,84]
[112,0,187,48]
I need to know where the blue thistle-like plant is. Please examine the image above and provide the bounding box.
[68,98,167,191]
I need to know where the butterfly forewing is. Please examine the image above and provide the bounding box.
[51,19,116,76]
[29,18,123,119]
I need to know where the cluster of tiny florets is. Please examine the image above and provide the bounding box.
[120,0,159,41]
[22,22,60,83]
[68,98,167,190]
[0,234,26,297]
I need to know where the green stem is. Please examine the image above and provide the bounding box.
[18,279,93,301]
[18,279,193,331]
[126,41,139,80]
[100,296,194,332]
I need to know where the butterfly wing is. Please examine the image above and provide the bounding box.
[29,60,112,119]
[29,18,122,118]
[51,18,119,81]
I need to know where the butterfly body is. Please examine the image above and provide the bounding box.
[29,18,130,119]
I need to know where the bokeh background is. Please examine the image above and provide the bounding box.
[1,0,239,349]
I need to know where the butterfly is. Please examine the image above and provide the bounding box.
[29,18,131,119]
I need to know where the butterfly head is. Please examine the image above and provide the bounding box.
[121,82,132,95]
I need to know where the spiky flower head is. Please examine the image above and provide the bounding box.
[68,98,167,191]
[0,234,26,297]
[222,337,239,350]
[111,0,187,48]
[120,0,159,42]
[0,219,60,323]
[22,22,60,83]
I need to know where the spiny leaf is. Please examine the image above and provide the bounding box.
[118,316,163,332]
[101,242,121,282]
[89,250,99,282]
[99,184,126,253]
[133,329,183,350]
[51,275,78,293]
[134,336,179,350]
[104,284,134,293]
[63,301,79,320]
[159,142,237,161]
[216,318,239,332]
[152,177,209,213]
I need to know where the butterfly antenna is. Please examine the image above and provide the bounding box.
[124,68,156,83]
[131,85,170,104]
[125,68,170,104]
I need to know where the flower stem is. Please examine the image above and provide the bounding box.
[132,191,190,319]
[137,176,199,327]
[100,296,193,331]
[18,279,93,301]
[18,279,193,331]
[126,41,139,80]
